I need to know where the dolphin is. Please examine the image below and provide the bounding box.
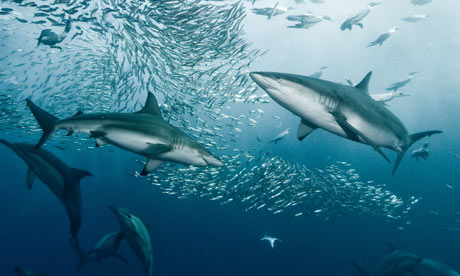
[110,206,153,276]
[261,235,281,249]
[351,243,423,276]
[249,71,442,174]
[0,139,91,244]
[14,267,46,276]
[71,232,128,271]
[25,92,223,176]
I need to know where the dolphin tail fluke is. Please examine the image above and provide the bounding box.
[26,99,59,149]
[70,238,87,271]
[350,261,372,276]
[392,130,442,175]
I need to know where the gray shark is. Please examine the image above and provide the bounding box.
[420,258,460,276]
[249,71,441,174]
[351,243,423,276]
[71,232,128,271]
[110,206,153,276]
[14,267,46,276]
[0,139,91,243]
[26,92,223,176]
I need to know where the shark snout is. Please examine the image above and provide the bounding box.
[250,71,283,95]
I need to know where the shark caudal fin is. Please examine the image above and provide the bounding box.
[392,130,442,175]
[70,238,87,271]
[26,99,59,149]
[351,261,372,276]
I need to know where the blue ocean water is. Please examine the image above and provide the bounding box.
[1,0,460,275]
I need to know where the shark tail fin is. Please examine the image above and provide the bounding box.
[351,261,372,276]
[26,99,59,149]
[392,130,442,175]
[70,238,87,271]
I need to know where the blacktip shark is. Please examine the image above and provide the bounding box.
[71,232,128,271]
[26,92,223,176]
[110,206,153,276]
[0,139,91,244]
[261,235,281,249]
[249,71,442,174]
[351,243,423,276]
[14,267,46,276]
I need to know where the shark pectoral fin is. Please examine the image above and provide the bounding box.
[89,130,107,138]
[71,168,92,181]
[356,23,363,29]
[330,111,391,164]
[144,143,172,156]
[95,138,106,148]
[26,168,36,190]
[140,159,164,176]
[297,120,317,141]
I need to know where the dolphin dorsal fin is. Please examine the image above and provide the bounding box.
[355,71,372,93]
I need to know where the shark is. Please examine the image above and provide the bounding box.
[110,206,153,276]
[0,139,91,247]
[351,243,423,276]
[249,71,442,174]
[26,92,223,176]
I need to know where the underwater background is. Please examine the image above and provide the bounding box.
[1,0,460,275]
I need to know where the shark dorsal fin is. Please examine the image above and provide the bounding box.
[135,92,163,118]
[355,71,372,93]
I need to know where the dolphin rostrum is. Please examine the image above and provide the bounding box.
[26,92,223,175]
[110,206,153,276]
[71,232,128,271]
[249,71,442,174]
[0,139,91,247]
